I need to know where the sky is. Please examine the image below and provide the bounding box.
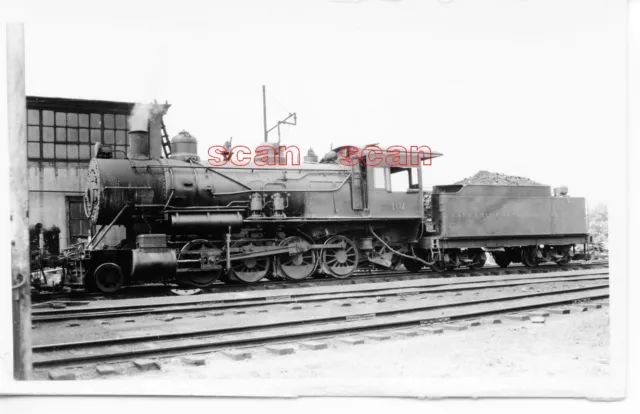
[2,0,627,206]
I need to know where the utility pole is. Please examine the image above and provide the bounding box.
[263,85,297,144]
[262,85,268,143]
[7,23,32,380]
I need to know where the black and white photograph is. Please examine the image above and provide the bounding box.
[0,0,634,406]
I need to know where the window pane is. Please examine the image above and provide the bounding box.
[28,143,40,158]
[67,128,78,142]
[55,112,66,126]
[115,145,126,158]
[42,110,54,126]
[43,127,54,142]
[390,169,409,192]
[90,129,101,144]
[116,114,126,129]
[67,145,79,160]
[79,128,89,143]
[56,127,66,142]
[410,168,419,187]
[55,144,67,159]
[104,129,115,144]
[115,130,126,145]
[69,202,82,218]
[79,145,90,160]
[90,113,101,128]
[69,220,81,236]
[103,114,114,129]
[42,143,54,159]
[79,114,89,127]
[28,126,40,142]
[373,168,385,189]
[28,109,39,125]
[67,113,78,127]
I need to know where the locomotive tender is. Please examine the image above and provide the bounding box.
[66,129,590,293]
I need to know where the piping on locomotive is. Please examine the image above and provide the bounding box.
[59,129,592,293]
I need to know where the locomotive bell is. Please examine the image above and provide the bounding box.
[170,130,200,162]
[304,147,318,164]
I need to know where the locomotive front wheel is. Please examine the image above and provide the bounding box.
[277,237,318,280]
[92,263,124,293]
[321,235,359,279]
[227,242,272,284]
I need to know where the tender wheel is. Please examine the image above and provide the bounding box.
[227,241,272,284]
[321,235,359,278]
[521,246,540,267]
[277,236,318,280]
[92,263,124,293]
[402,257,423,273]
[492,251,512,268]
[555,246,571,266]
[177,239,223,288]
[468,250,487,270]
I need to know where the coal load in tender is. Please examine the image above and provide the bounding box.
[424,171,542,215]
[454,170,543,186]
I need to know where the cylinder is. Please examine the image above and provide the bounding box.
[127,130,150,160]
[131,248,177,281]
[170,212,243,232]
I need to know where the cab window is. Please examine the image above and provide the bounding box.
[389,167,420,193]
[373,167,386,190]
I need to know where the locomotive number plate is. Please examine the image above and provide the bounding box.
[392,201,406,210]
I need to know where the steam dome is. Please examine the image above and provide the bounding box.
[170,130,199,162]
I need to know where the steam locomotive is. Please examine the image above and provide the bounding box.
[63,130,590,293]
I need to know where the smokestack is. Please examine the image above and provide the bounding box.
[128,102,170,159]
[127,130,151,160]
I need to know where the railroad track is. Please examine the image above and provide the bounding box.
[32,270,609,323]
[32,276,609,371]
[31,260,609,304]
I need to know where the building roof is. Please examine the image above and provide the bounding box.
[26,96,170,115]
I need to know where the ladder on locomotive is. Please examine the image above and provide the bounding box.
[430,238,442,262]
[161,119,172,158]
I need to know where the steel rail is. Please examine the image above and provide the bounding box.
[32,268,608,315]
[31,273,609,322]
[32,285,609,368]
[33,283,608,354]
[30,260,609,304]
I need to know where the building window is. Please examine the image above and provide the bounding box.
[27,108,131,162]
[67,196,90,246]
